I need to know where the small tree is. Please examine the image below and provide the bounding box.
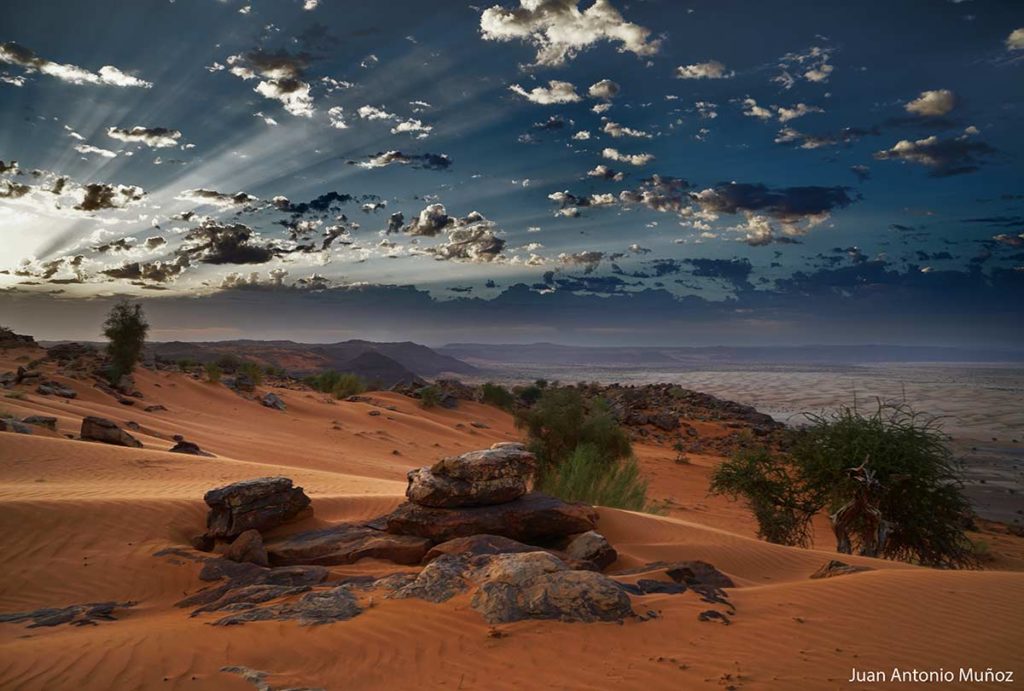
[204,362,222,383]
[481,382,516,411]
[419,385,441,409]
[102,300,149,384]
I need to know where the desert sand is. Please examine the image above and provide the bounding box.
[1,347,1022,690]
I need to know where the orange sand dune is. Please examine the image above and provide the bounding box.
[1,356,1022,689]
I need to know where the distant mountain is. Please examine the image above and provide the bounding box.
[440,342,1024,368]
[145,339,476,382]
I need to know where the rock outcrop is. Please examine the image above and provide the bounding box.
[564,531,617,570]
[22,415,57,431]
[260,392,286,410]
[169,435,213,457]
[224,529,269,567]
[203,477,311,540]
[80,416,142,448]
[405,443,536,508]
[384,491,597,543]
[265,524,431,566]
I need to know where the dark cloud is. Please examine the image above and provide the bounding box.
[685,258,754,291]
[874,133,996,177]
[74,183,145,211]
[106,126,181,148]
[180,221,277,265]
[620,175,691,213]
[347,151,451,170]
[691,182,855,221]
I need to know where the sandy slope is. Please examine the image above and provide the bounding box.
[1,353,1022,690]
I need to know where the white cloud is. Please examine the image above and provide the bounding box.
[391,118,432,138]
[0,41,152,88]
[602,147,653,166]
[75,143,118,158]
[1006,28,1024,51]
[905,89,956,117]
[509,80,581,104]
[328,106,347,129]
[479,0,661,67]
[602,120,651,138]
[588,78,620,99]
[106,126,182,148]
[675,60,733,79]
[358,104,395,120]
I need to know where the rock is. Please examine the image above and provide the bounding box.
[0,327,36,349]
[618,579,688,595]
[36,382,77,398]
[469,552,633,624]
[564,531,617,570]
[810,560,873,579]
[265,523,432,566]
[0,601,135,628]
[177,563,329,608]
[213,586,361,626]
[665,561,735,589]
[260,392,286,410]
[0,418,32,434]
[384,491,597,543]
[190,584,309,615]
[391,555,472,603]
[648,412,679,431]
[405,443,536,508]
[423,534,545,563]
[15,366,41,383]
[169,437,213,456]
[144,404,167,413]
[21,415,57,431]
[225,530,269,567]
[229,373,255,393]
[698,610,731,625]
[80,416,142,448]
[45,342,94,362]
[203,477,311,539]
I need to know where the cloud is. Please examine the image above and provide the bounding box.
[74,143,117,159]
[327,106,347,129]
[743,98,822,122]
[74,183,145,211]
[430,224,506,263]
[675,60,733,79]
[588,78,620,99]
[106,126,182,148]
[509,80,581,104]
[558,250,605,274]
[180,221,277,265]
[348,151,451,170]
[905,89,956,117]
[602,147,653,166]
[773,45,834,89]
[225,49,314,117]
[587,164,623,181]
[479,0,660,67]
[1006,28,1024,51]
[0,41,151,87]
[874,130,995,176]
[177,188,260,209]
[102,257,189,283]
[391,118,432,138]
[602,120,651,138]
[358,105,395,120]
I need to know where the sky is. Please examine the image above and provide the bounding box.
[1,0,1023,346]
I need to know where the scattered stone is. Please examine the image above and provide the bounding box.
[265,524,432,567]
[203,477,311,539]
[368,410,381,417]
[470,421,489,429]
[229,373,256,393]
[176,563,329,609]
[810,560,873,579]
[144,404,168,413]
[564,531,617,570]
[0,601,135,628]
[384,491,597,543]
[405,443,536,508]
[665,561,735,589]
[698,610,731,624]
[80,416,143,448]
[260,393,286,411]
[618,579,687,596]
[214,586,361,627]
[0,418,32,434]
[391,555,472,603]
[21,415,57,431]
[169,435,214,457]
[191,584,308,615]
[225,530,269,567]
[36,381,77,398]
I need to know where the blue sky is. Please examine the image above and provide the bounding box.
[1,0,1022,345]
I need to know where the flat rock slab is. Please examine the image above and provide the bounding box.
[422,534,546,563]
[80,416,142,447]
[214,586,361,627]
[0,601,136,628]
[203,477,311,539]
[265,524,432,566]
[384,491,597,543]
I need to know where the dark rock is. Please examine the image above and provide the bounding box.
[0,601,135,628]
[260,392,286,411]
[648,412,679,431]
[698,610,731,624]
[265,523,432,566]
[36,382,77,398]
[191,533,216,552]
[178,563,329,608]
[45,342,93,362]
[21,415,57,431]
[423,534,545,563]
[191,584,309,615]
[203,477,311,539]
[810,560,873,579]
[384,491,597,543]
[225,530,269,567]
[391,555,472,603]
[169,438,214,456]
[665,561,735,589]
[405,443,536,508]
[469,552,633,624]
[618,579,688,595]
[213,586,361,626]
[0,327,37,349]
[564,531,617,570]
[80,416,142,447]
[229,373,256,393]
[0,418,32,434]
[144,404,168,413]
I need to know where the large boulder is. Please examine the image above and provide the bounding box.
[203,477,311,539]
[265,523,431,566]
[224,529,269,567]
[22,415,57,431]
[384,491,597,543]
[564,531,617,570]
[405,442,536,508]
[0,418,32,434]
[80,416,142,448]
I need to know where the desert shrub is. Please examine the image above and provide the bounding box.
[102,300,148,384]
[177,359,197,371]
[538,443,652,512]
[306,371,366,399]
[418,385,441,409]
[204,362,222,383]
[238,361,265,386]
[481,382,516,410]
[215,354,241,373]
[514,383,543,406]
[710,403,977,568]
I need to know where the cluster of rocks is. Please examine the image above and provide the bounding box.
[0,414,57,435]
[0,601,136,628]
[0,327,36,349]
[166,444,737,628]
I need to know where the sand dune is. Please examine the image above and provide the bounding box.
[1,352,1022,689]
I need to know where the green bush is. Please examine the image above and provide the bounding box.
[102,300,148,384]
[419,385,441,409]
[514,383,543,406]
[710,403,977,568]
[481,382,516,410]
[204,362,222,383]
[538,443,652,511]
[215,354,241,373]
[238,361,265,386]
[306,371,367,399]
